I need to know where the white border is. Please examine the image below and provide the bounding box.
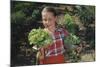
[15,0,96,5]
[0,0,10,67]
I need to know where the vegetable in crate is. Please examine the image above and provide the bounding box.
[28,28,53,48]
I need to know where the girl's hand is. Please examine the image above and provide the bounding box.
[36,51,44,60]
[36,48,45,60]
[36,45,49,61]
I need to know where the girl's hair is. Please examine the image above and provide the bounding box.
[42,7,57,16]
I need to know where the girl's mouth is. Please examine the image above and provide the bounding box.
[45,24,51,28]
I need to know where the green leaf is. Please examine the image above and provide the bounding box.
[28,28,53,48]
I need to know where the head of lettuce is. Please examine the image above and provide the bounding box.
[28,28,53,49]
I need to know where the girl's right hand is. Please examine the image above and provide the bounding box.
[36,48,45,60]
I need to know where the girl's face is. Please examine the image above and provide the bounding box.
[42,11,57,29]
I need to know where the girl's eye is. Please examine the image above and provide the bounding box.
[48,19,51,21]
[43,19,47,21]
[43,18,52,22]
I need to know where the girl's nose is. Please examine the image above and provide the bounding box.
[45,21,49,24]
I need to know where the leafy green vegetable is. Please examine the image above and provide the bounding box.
[57,13,76,34]
[64,33,80,45]
[28,28,53,48]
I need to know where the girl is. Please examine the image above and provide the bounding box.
[37,7,69,64]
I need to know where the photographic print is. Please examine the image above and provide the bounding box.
[11,0,95,66]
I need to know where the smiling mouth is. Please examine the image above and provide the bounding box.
[45,24,51,28]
